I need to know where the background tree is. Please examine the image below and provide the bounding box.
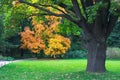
[0,6,5,55]
[0,1,21,57]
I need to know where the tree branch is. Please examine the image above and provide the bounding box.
[18,0,80,27]
[57,2,74,12]
[19,0,64,17]
[106,14,118,37]
[38,4,66,15]
[80,0,88,20]
[71,0,83,21]
[57,2,77,18]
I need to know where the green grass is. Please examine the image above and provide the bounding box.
[0,59,120,80]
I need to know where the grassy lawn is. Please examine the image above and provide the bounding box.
[0,59,120,80]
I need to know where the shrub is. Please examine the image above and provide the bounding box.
[0,55,14,61]
[106,47,120,59]
[64,50,87,59]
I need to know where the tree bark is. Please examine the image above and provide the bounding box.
[86,39,107,72]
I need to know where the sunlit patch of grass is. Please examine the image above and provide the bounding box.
[0,59,120,80]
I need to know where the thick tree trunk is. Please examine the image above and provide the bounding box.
[86,39,107,72]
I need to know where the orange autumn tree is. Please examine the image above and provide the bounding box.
[20,16,71,57]
[20,27,45,53]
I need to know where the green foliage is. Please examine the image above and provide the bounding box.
[51,0,72,6]
[0,1,31,56]
[85,1,120,23]
[0,14,6,55]
[111,0,120,16]
[0,38,19,56]
[1,2,21,39]
[10,5,27,26]
[58,19,82,36]
[0,55,14,61]
[107,22,120,48]
[86,2,108,23]
[65,50,87,59]
[86,4,99,23]
[58,18,86,59]
[0,11,20,55]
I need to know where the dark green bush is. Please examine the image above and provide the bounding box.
[0,55,14,61]
[64,50,87,59]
